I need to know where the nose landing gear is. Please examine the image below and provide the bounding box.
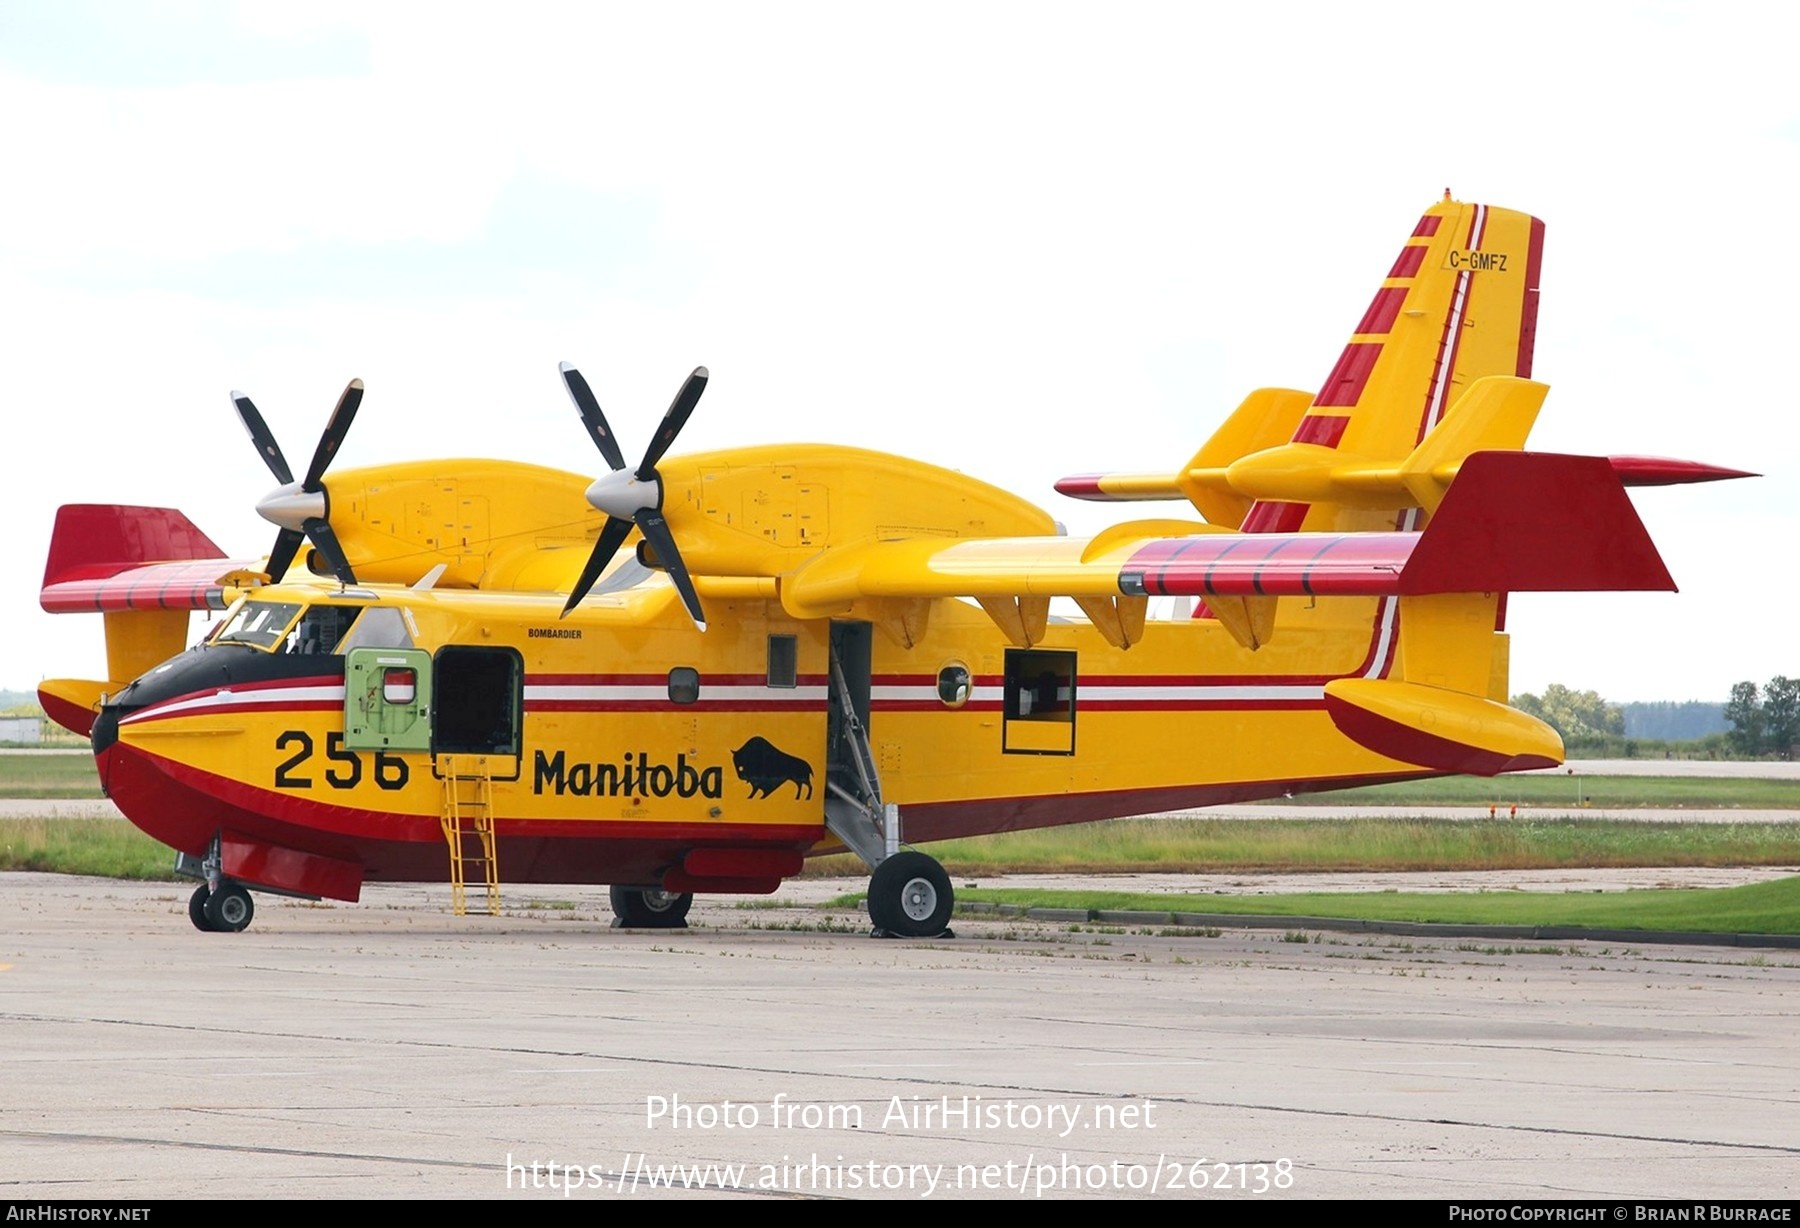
[188,881,256,933]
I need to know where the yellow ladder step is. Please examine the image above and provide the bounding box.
[438,754,501,916]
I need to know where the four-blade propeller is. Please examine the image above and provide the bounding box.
[559,363,709,629]
[228,365,709,615]
[232,379,364,585]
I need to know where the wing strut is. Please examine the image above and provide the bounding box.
[822,639,895,868]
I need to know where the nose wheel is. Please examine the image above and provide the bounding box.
[189,882,256,933]
[867,851,954,938]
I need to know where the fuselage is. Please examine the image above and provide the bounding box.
[92,568,1433,902]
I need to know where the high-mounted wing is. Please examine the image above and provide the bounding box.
[39,505,238,613]
[779,451,1677,637]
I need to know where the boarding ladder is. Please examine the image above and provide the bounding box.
[438,754,500,916]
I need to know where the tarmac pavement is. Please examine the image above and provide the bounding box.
[2,871,1797,1201]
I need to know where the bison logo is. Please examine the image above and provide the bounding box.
[732,736,814,800]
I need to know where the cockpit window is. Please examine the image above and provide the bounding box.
[336,606,414,651]
[212,601,362,654]
[214,601,304,650]
[282,604,361,655]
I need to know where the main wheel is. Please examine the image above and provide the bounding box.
[867,851,953,938]
[202,883,255,933]
[610,886,693,928]
[188,884,217,932]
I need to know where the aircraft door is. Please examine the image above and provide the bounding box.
[431,645,524,779]
[344,647,434,752]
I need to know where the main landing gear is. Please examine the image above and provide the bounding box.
[610,886,694,929]
[820,623,952,938]
[866,851,954,939]
[188,882,255,933]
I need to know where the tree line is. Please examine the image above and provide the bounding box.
[1509,684,1626,739]
[1509,679,1798,759]
[1507,685,1736,760]
[1724,677,1799,759]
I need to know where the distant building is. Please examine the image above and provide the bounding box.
[0,716,42,744]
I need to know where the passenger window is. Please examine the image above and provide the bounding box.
[937,663,971,708]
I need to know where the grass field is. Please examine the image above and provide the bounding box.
[0,817,177,880]
[804,816,1800,877]
[0,753,103,798]
[10,814,1800,884]
[950,875,1800,935]
[5,753,1796,935]
[1270,774,1800,809]
[8,813,1799,935]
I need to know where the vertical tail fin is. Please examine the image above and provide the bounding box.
[1245,196,1546,533]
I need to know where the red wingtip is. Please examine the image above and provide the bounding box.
[1607,456,1758,486]
[42,505,225,588]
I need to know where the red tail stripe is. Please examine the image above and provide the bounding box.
[1239,501,1308,534]
[1292,414,1351,448]
[1388,246,1426,278]
[1517,215,1546,378]
[1313,342,1383,408]
[1354,286,1408,336]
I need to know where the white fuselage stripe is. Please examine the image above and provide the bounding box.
[1422,202,1485,435]
[121,684,345,724]
[524,685,830,703]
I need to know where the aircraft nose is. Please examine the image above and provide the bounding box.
[91,702,120,757]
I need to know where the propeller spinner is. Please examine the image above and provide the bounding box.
[559,363,709,629]
[232,379,364,585]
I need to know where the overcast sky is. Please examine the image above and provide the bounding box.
[4,0,1793,703]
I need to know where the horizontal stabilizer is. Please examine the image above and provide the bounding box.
[1053,472,1184,503]
[1062,377,1556,517]
[1121,451,1677,599]
[1054,398,1752,517]
[1055,388,1313,526]
[1397,376,1548,513]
